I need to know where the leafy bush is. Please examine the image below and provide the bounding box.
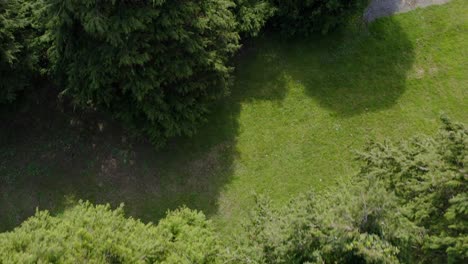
[358,117,468,263]
[0,202,225,263]
[233,181,412,263]
[46,0,240,146]
[0,0,45,103]
[1,119,465,263]
[233,118,467,263]
[233,0,276,37]
[269,0,368,35]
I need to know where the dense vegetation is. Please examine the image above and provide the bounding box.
[0,202,224,263]
[0,0,44,103]
[269,0,368,35]
[46,0,240,146]
[236,118,467,263]
[1,0,466,263]
[1,119,466,262]
[1,0,364,146]
[234,0,276,37]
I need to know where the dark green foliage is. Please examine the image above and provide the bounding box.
[233,182,411,263]
[0,119,466,263]
[0,202,225,263]
[233,118,467,263]
[0,0,45,103]
[269,0,368,35]
[2,0,369,144]
[358,117,468,263]
[0,0,24,103]
[46,0,240,146]
[233,0,276,37]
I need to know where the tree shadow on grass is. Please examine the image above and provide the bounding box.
[0,94,238,230]
[0,16,413,231]
[0,39,288,231]
[281,16,414,116]
[232,38,290,103]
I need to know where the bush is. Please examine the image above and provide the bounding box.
[46,0,240,146]
[358,117,468,263]
[233,182,412,263]
[232,118,467,263]
[233,0,276,37]
[269,0,368,35]
[1,120,465,263]
[0,0,44,103]
[0,202,225,263]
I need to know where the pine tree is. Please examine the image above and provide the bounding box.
[233,118,467,263]
[233,0,276,37]
[46,0,240,146]
[0,0,43,103]
[269,0,367,35]
[358,117,468,262]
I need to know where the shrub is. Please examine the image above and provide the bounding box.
[46,0,240,146]
[1,119,465,263]
[358,117,468,263]
[0,0,44,103]
[233,118,467,263]
[233,0,276,37]
[0,202,225,263]
[269,0,368,35]
[233,182,412,263]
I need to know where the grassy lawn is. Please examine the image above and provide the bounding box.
[0,0,466,233]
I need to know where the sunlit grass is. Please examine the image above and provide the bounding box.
[0,0,466,234]
[212,0,467,232]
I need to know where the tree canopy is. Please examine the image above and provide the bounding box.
[1,119,466,263]
[1,0,368,145]
[0,0,44,103]
[0,202,224,263]
[233,118,467,263]
[45,0,240,146]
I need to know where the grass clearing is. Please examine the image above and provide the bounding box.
[0,0,466,233]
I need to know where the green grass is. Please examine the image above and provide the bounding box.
[0,0,466,233]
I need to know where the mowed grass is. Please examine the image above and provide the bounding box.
[0,0,466,233]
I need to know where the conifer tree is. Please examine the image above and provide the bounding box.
[269,0,367,35]
[233,0,276,37]
[46,0,240,146]
[0,0,44,103]
[358,117,468,263]
[233,118,467,263]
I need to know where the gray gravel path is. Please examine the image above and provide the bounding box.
[364,0,452,22]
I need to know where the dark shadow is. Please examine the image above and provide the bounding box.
[302,17,414,116]
[0,15,413,231]
[0,36,288,231]
[0,91,237,230]
[232,37,289,103]
[217,16,414,118]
